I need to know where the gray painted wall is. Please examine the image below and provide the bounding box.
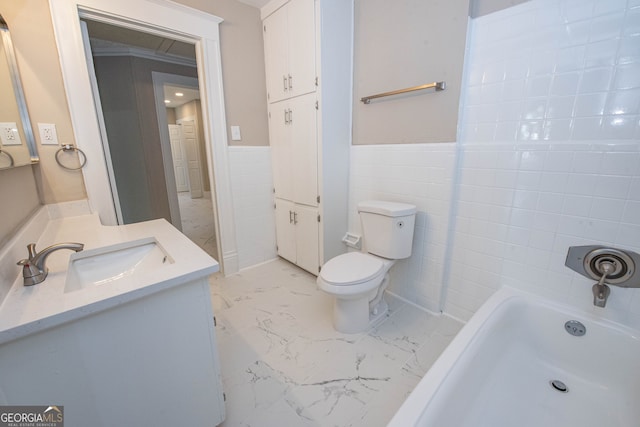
[93,55,198,224]
[352,0,471,145]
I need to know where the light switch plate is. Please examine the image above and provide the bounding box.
[230,125,242,141]
[38,123,59,145]
[0,122,22,146]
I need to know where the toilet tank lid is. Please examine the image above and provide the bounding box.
[357,200,417,217]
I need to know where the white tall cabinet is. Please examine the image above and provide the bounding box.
[262,0,353,275]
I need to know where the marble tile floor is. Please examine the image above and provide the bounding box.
[209,259,463,427]
[178,190,218,260]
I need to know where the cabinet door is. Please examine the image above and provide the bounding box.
[290,94,318,206]
[294,204,319,274]
[263,6,289,103]
[275,198,296,263]
[269,102,294,200]
[287,0,316,98]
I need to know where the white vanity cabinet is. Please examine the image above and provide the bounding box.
[0,212,225,427]
[263,0,316,103]
[262,0,353,275]
[0,278,225,426]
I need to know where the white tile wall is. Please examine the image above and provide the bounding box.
[463,0,640,145]
[349,144,456,312]
[446,0,640,325]
[228,147,278,270]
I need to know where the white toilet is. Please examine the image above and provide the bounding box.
[317,200,417,333]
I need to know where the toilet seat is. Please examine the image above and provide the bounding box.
[319,252,385,286]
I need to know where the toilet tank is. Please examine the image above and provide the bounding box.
[358,201,417,259]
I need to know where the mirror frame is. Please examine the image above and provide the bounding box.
[0,14,39,165]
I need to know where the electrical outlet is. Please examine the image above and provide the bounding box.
[0,122,22,146]
[38,123,59,145]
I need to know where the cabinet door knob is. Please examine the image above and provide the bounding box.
[283,75,288,91]
[289,108,293,123]
[289,210,294,223]
[288,74,292,90]
[284,109,289,124]
[293,211,298,224]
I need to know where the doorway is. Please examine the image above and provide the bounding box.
[83,19,219,260]
[50,0,240,274]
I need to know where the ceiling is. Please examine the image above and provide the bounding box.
[163,85,200,108]
[84,19,201,108]
[84,19,196,61]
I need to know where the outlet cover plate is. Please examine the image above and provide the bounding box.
[0,122,22,146]
[230,125,242,141]
[38,123,59,145]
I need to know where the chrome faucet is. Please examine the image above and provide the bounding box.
[17,242,84,286]
[592,261,613,308]
[565,245,640,309]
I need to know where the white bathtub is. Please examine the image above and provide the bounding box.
[389,287,640,427]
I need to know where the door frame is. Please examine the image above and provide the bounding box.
[49,0,239,274]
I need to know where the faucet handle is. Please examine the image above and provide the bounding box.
[27,243,37,259]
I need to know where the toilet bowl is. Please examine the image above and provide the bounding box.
[318,200,417,333]
[317,252,395,333]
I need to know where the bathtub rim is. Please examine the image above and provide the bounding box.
[387,286,640,427]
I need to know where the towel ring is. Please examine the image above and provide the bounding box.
[55,144,87,170]
[0,149,14,167]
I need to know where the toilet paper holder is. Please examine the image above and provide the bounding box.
[342,233,361,249]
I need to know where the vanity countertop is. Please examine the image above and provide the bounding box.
[0,213,218,344]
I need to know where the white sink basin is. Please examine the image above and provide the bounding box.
[65,238,174,293]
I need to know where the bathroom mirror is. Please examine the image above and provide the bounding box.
[0,14,38,170]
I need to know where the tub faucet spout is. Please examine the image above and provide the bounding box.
[592,261,614,308]
[17,242,84,286]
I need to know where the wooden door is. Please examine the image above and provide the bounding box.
[168,124,189,192]
[179,120,203,199]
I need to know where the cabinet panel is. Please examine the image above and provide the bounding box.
[290,95,318,206]
[263,6,289,103]
[275,198,296,262]
[287,0,316,98]
[264,0,316,104]
[294,204,319,274]
[269,103,294,200]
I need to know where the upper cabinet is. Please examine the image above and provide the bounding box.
[263,0,316,103]
[268,94,318,207]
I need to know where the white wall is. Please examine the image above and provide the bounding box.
[228,146,277,270]
[348,0,640,327]
[349,144,456,312]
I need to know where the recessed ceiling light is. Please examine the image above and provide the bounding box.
[164,99,170,104]
[175,92,184,97]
